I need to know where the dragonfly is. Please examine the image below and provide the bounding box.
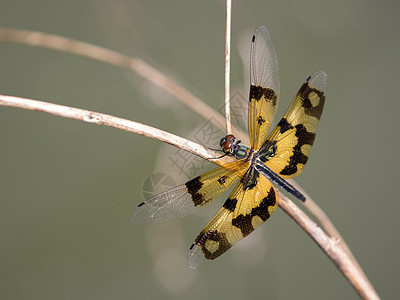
[131,26,327,269]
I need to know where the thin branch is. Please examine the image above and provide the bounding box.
[278,191,379,300]
[290,180,356,257]
[0,94,379,299]
[224,0,232,134]
[0,94,232,166]
[289,179,372,291]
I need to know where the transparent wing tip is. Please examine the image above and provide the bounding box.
[130,202,162,224]
[253,25,269,38]
[130,202,151,224]
[251,26,272,48]
[308,70,328,92]
[186,243,206,269]
[250,25,279,92]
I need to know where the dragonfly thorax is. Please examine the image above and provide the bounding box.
[258,140,278,163]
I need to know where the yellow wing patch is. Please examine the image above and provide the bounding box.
[260,71,327,178]
[187,169,278,269]
[185,159,249,207]
[249,86,278,150]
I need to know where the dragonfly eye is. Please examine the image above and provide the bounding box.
[220,134,237,153]
[221,139,232,153]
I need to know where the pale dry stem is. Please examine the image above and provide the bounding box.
[224,0,232,134]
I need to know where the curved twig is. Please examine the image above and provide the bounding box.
[278,192,378,300]
[0,95,232,166]
[289,179,372,290]
[224,0,232,134]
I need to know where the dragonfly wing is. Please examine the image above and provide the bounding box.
[248,26,280,150]
[187,167,278,269]
[260,71,327,178]
[130,159,248,224]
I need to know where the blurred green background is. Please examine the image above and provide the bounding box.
[0,0,398,299]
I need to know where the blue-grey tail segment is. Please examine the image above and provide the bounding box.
[255,161,306,202]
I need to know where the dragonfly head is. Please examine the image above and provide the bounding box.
[220,134,240,154]
[219,134,242,156]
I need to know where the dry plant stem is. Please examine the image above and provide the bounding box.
[0,94,379,299]
[0,28,243,142]
[224,0,232,134]
[278,191,380,300]
[292,180,357,257]
[288,179,372,291]
[0,94,231,167]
